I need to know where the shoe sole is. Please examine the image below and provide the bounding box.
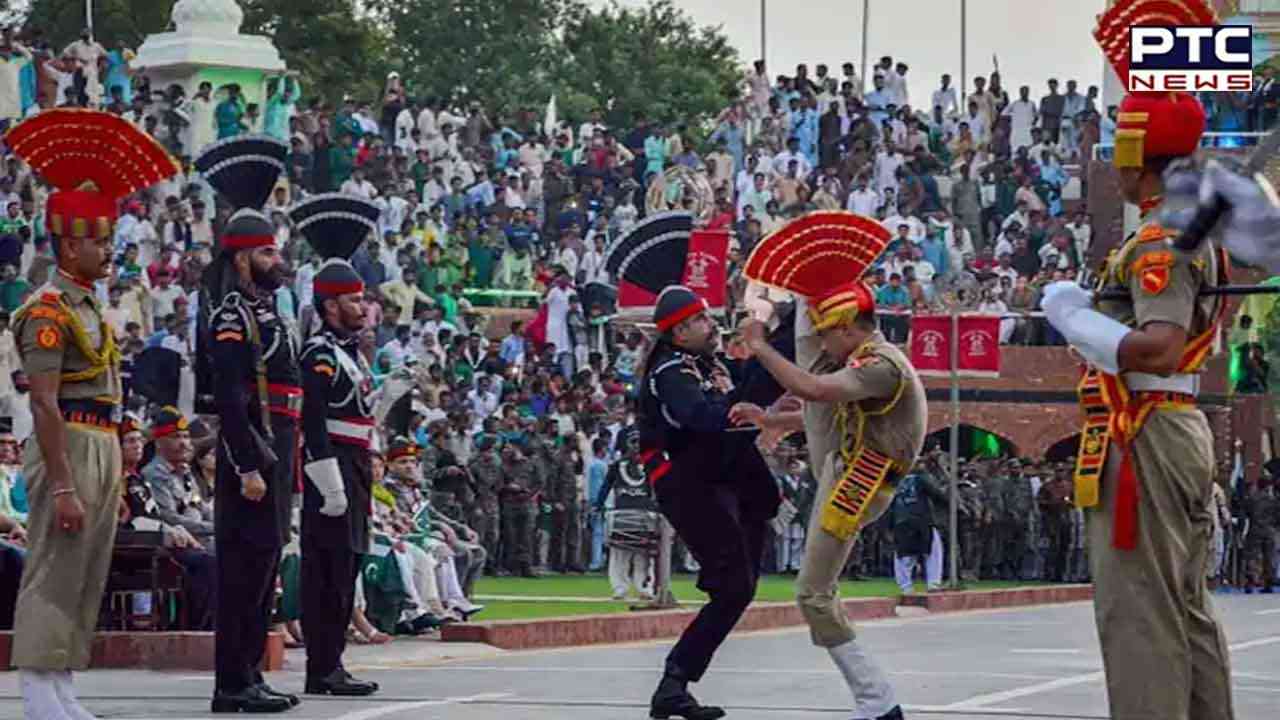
[305,687,379,697]
[210,699,292,713]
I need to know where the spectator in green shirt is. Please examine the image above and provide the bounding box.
[435,283,458,325]
[214,84,246,139]
[411,147,432,197]
[0,201,27,238]
[0,263,31,313]
[328,133,357,190]
[875,273,911,343]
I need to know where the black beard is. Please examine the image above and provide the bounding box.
[250,263,284,292]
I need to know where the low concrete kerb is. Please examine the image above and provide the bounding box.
[441,584,1094,650]
[0,585,1092,668]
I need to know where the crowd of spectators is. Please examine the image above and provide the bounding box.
[4,20,1279,637]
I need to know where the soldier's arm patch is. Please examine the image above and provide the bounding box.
[1131,250,1174,296]
[35,324,61,349]
[214,330,244,342]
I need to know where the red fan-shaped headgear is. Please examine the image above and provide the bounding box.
[743,211,891,329]
[4,109,180,239]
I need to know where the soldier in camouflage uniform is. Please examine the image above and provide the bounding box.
[1038,466,1074,582]
[980,467,1007,579]
[548,439,585,572]
[1243,477,1279,593]
[958,474,985,582]
[499,444,541,577]
[1001,460,1036,580]
[467,435,503,575]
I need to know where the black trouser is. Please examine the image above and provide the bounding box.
[655,475,768,682]
[214,543,281,693]
[0,540,23,629]
[301,544,360,679]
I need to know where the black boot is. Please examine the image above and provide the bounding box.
[649,668,725,720]
[257,683,300,707]
[211,686,292,713]
[873,705,904,720]
[305,669,379,696]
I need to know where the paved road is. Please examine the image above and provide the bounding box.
[2,593,1278,719]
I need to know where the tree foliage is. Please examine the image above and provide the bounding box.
[561,0,741,130]
[366,0,576,114]
[366,0,740,132]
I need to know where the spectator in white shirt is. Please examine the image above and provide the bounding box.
[771,138,811,178]
[341,167,378,199]
[873,146,905,195]
[395,99,418,152]
[738,173,773,221]
[963,101,989,148]
[931,74,959,117]
[468,375,500,418]
[907,246,936,287]
[846,179,880,217]
[579,236,608,286]
[150,268,185,320]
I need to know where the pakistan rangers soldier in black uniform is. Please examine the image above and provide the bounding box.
[196,135,300,714]
[292,193,382,697]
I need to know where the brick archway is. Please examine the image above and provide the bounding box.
[927,402,1083,460]
[1044,433,1081,463]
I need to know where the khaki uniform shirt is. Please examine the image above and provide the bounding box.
[13,270,120,403]
[1094,221,1220,343]
[796,304,927,480]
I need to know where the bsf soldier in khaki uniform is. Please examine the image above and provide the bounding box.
[6,110,180,720]
[1043,15,1234,716]
[734,212,923,720]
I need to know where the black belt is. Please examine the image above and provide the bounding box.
[59,398,121,431]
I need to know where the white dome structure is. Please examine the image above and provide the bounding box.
[133,0,284,73]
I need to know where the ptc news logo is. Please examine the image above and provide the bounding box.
[1129,25,1253,92]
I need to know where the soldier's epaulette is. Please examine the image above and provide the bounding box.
[14,286,67,324]
[1135,223,1174,245]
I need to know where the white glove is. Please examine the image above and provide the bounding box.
[1041,281,1130,375]
[304,457,349,518]
[1041,281,1093,325]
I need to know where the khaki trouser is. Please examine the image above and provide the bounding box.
[1089,408,1233,720]
[796,454,895,647]
[13,424,121,670]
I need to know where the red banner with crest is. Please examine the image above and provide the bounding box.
[908,314,1001,378]
[617,229,730,310]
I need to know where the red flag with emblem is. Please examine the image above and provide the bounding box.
[909,315,1001,378]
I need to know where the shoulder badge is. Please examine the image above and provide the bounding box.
[1132,249,1175,296]
[212,297,248,342]
[35,324,62,350]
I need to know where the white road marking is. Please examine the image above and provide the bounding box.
[1009,648,1083,655]
[1255,607,1280,616]
[943,671,1106,710]
[1235,685,1280,694]
[331,693,511,720]
[946,634,1280,709]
